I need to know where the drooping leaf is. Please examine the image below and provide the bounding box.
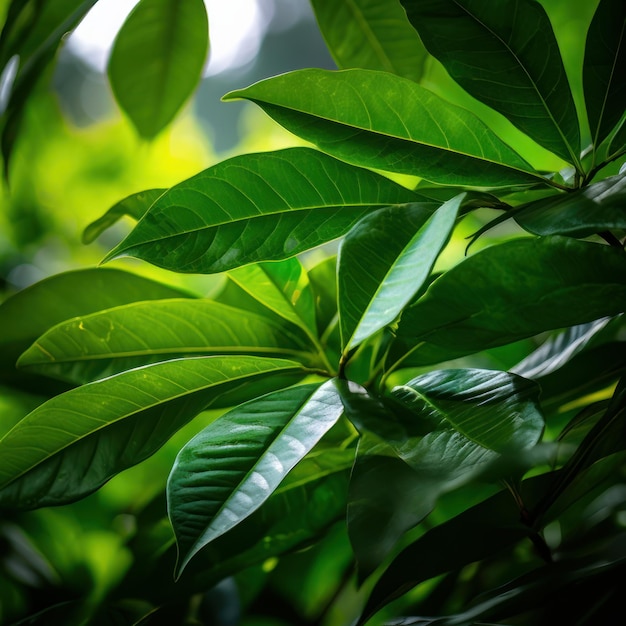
[122,449,353,603]
[224,69,546,188]
[513,175,626,237]
[338,372,542,577]
[167,379,345,576]
[0,268,193,387]
[228,257,317,337]
[0,356,306,509]
[17,299,316,384]
[511,317,615,379]
[0,0,98,174]
[393,369,544,456]
[400,0,581,165]
[583,0,626,149]
[310,0,428,82]
[395,237,626,362]
[107,0,209,138]
[82,188,166,244]
[104,148,421,273]
[338,195,461,352]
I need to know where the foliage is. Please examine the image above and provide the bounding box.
[1,0,625,624]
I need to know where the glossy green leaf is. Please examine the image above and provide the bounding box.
[338,373,542,576]
[310,0,428,81]
[511,317,614,379]
[104,148,420,273]
[122,450,352,602]
[0,356,306,509]
[224,69,545,188]
[393,369,544,455]
[0,268,192,385]
[82,188,165,244]
[400,0,581,165]
[107,0,208,138]
[17,299,316,384]
[584,0,626,149]
[228,257,317,337]
[395,237,626,361]
[514,175,626,237]
[167,379,345,576]
[338,195,461,352]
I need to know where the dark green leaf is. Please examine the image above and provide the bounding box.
[400,0,581,165]
[395,237,626,362]
[511,317,614,379]
[107,0,209,138]
[167,379,345,576]
[0,356,305,509]
[583,0,626,149]
[17,299,316,384]
[338,195,460,352]
[310,0,428,81]
[393,369,544,455]
[532,376,626,522]
[514,175,626,237]
[0,268,192,387]
[82,188,166,244]
[104,148,420,273]
[359,482,531,624]
[224,69,545,188]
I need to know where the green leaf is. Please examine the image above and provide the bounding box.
[393,369,544,455]
[338,195,461,352]
[511,318,614,379]
[0,0,98,174]
[395,237,626,361]
[17,299,316,384]
[228,257,317,337]
[338,372,542,577]
[308,255,338,338]
[608,115,626,157]
[310,0,428,81]
[107,0,209,138]
[167,379,345,577]
[0,268,192,386]
[513,175,626,237]
[400,0,581,165]
[82,188,166,244]
[224,69,545,188]
[104,148,420,273]
[359,479,533,624]
[584,0,626,149]
[0,356,306,509]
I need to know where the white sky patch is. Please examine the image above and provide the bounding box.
[66,0,270,77]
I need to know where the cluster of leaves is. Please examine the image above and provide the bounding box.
[1,0,626,624]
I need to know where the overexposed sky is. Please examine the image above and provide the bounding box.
[67,0,274,76]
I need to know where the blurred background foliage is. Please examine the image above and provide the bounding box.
[0,0,608,624]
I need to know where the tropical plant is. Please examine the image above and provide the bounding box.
[1,0,625,624]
